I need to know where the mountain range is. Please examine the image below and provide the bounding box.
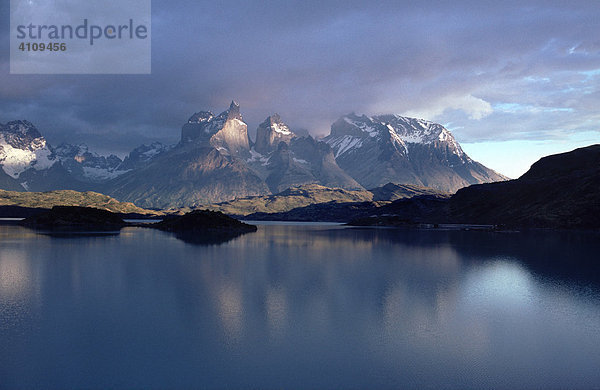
[0,102,506,208]
[324,113,506,190]
[251,145,599,230]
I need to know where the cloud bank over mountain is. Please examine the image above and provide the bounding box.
[1,1,599,171]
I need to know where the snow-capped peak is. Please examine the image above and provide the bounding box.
[325,113,470,160]
[373,114,454,145]
[0,120,55,178]
[226,100,242,121]
[253,114,296,155]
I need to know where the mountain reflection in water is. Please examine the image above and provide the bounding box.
[0,224,599,389]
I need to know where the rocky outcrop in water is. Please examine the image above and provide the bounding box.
[152,209,257,245]
[21,206,126,230]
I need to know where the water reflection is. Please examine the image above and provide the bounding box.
[0,250,32,299]
[216,282,244,341]
[266,286,287,339]
[0,224,599,389]
[170,229,255,245]
[38,231,121,238]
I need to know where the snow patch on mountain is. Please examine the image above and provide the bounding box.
[187,111,214,124]
[0,124,56,178]
[254,114,297,155]
[53,142,130,182]
[376,115,464,149]
[139,145,163,159]
[119,142,170,171]
[83,166,130,181]
[326,113,471,160]
[379,115,440,144]
[247,148,270,166]
[344,116,379,137]
[328,135,364,158]
[272,122,292,135]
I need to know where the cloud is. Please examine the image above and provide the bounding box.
[1,0,599,158]
[396,94,493,121]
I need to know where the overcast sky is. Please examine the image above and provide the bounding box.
[1,0,599,177]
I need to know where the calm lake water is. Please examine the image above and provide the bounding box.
[1,223,599,389]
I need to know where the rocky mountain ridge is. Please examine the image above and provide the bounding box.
[1,103,506,208]
[0,120,171,191]
[324,113,507,192]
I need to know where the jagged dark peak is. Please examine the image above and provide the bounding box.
[266,113,284,125]
[54,142,89,157]
[0,120,48,151]
[254,113,296,155]
[2,119,35,129]
[185,100,241,129]
[188,111,214,124]
[269,113,282,123]
[205,100,242,125]
[208,101,251,158]
[181,102,241,144]
[265,113,293,134]
[258,116,272,128]
[53,142,124,170]
[54,143,120,162]
[226,100,242,121]
[125,141,168,158]
[1,120,43,139]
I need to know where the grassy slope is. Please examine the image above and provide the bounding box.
[205,184,374,216]
[206,183,450,217]
[0,189,161,216]
[0,183,451,219]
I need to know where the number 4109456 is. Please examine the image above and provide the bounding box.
[18,42,66,51]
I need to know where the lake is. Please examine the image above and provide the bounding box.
[1,223,599,389]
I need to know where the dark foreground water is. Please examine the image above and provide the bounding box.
[1,223,600,389]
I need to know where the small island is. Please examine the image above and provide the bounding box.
[151,209,257,245]
[21,206,127,231]
[19,206,257,244]
[152,209,257,233]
